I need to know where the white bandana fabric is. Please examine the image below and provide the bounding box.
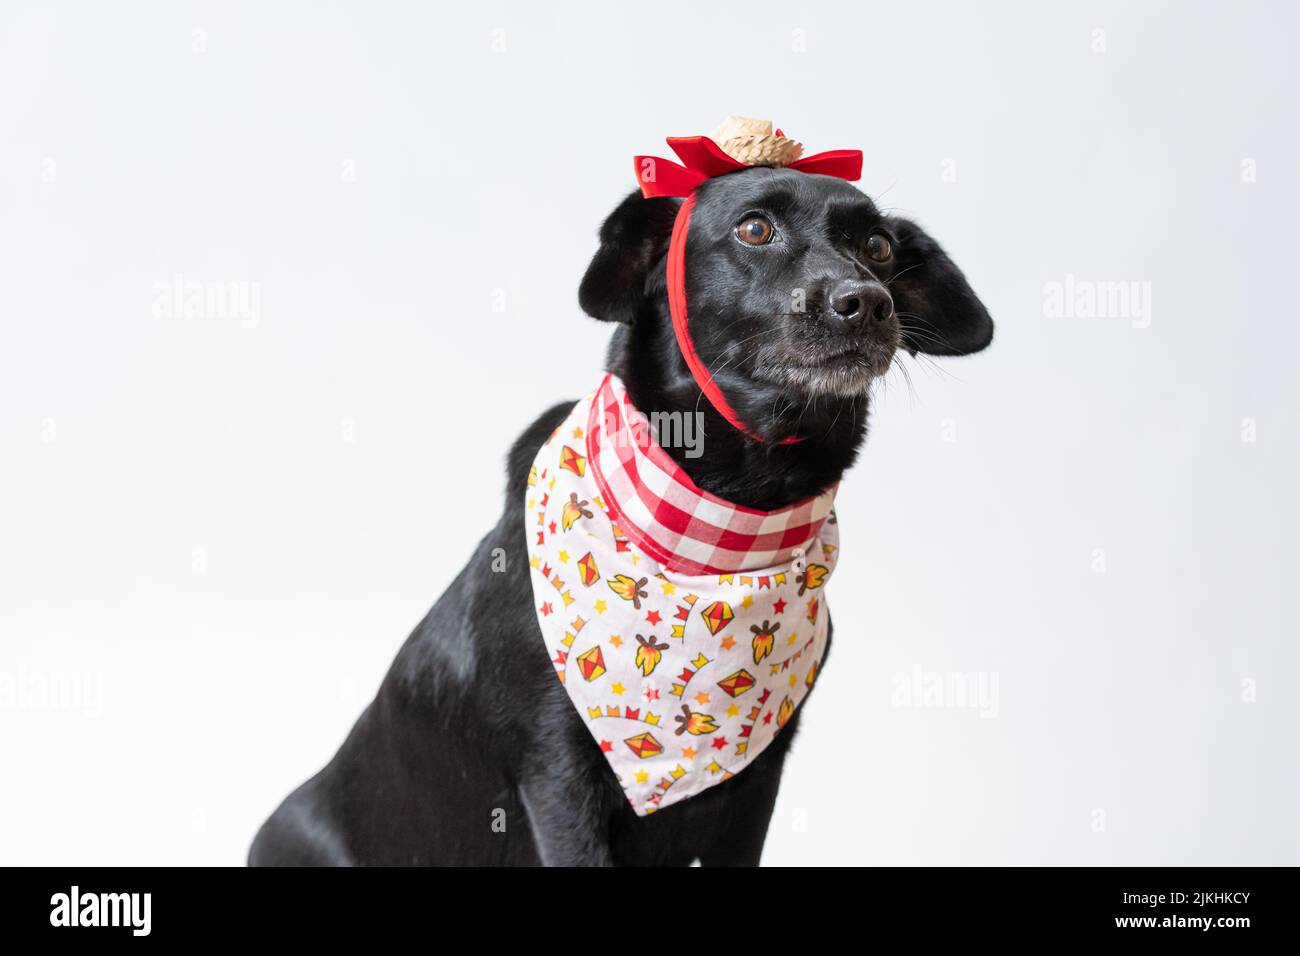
[526,374,839,815]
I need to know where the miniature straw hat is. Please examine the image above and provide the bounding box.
[709,116,804,167]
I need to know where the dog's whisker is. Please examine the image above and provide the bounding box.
[882,262,924,287]
[897,326,950,350]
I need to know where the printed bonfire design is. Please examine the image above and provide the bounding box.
[526,380,838,816]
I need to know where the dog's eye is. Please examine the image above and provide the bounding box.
[866,233,893,262]
[736,216,775,246]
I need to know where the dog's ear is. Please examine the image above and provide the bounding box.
[579,192,680,325]
[884,217,994,356]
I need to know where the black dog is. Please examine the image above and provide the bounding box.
[249,167,992,866]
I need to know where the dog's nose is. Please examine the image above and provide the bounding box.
[828,280,893,331]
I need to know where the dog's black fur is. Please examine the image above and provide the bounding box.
[249,168,992,866]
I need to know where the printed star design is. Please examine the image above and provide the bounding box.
[645,610,662,626]
[593,599,607,614]
[740,595,753,609]
[572,426,584,439]
[609,634,623,649]
[787,631,799,645]
[682,746,696,759]
[789,674,798,687]
[694,691,711,705]
[631,554,641,566]
[773,598,787,615]
[635,769,649,783]
[763,712,773,725]
[720,634,736,651]
[711,736,728,750]
[660,581,676,595]
[600,740,613,753]
[725,703,740,718]
[539,602,553,617]
[547,521,557,535]
[612,682,626,696]
[557,550,569,563]
[529,555,540,569]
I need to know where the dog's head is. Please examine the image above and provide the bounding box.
[580,167,993,403]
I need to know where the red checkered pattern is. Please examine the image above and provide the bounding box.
[586,374,836,576]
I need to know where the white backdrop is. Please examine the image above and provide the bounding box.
[2,0,1297,865]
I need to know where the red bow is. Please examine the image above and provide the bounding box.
[633,135,863,198]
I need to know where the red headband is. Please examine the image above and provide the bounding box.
[632,133,864,444]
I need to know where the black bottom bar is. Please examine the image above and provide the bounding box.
[5,865,1295,942]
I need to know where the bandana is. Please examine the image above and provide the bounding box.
[526,375,838,815]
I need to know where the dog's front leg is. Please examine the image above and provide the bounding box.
[517,757,616,866]
[515,705,620,865]
[696,713,800,867]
